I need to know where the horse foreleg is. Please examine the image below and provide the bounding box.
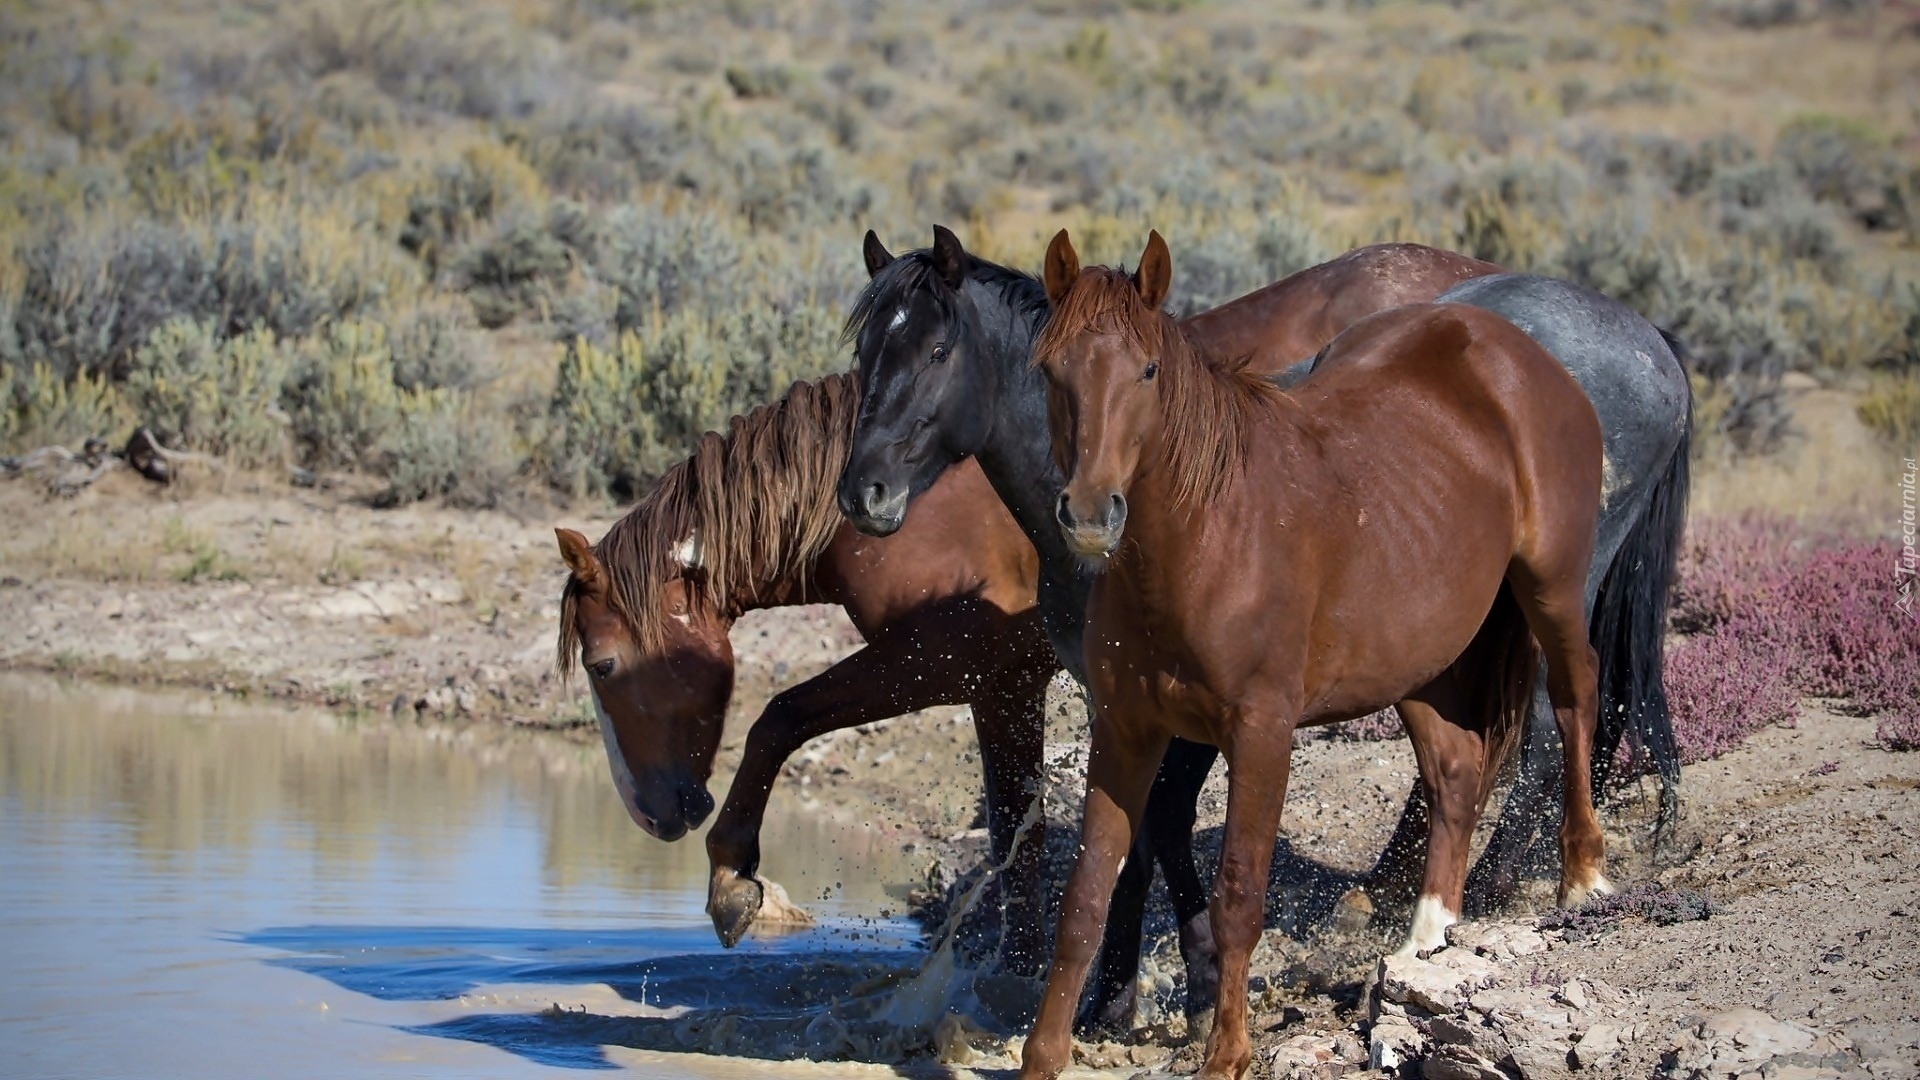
[1199,714,1295,1080]
[1081,737,1218,1036]
[1149,739,1220,1029]
[1020,717,1167,1080]
[971,663,1054,977]
[704,633,964,947]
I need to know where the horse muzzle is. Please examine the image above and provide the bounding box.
[838,477,910,536]
[1057,491,1126,556]
[630,774,716,842]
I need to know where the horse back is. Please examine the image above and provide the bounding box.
[1182,243,1502,373]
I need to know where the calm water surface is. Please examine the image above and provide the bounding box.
[0,675,931,1078]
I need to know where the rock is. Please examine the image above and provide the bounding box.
[1447,920,1549,961]
[1704,1008,1816,1059]
[1269,1033,1341,1076]
[752,878,814,928]
[1377,950,1502,1014]
[1371,1018,1424,1072]
[1425,1044,1511,1080]
[1333,886,1375,932]
[1557,979,1590,1013]
[1662,1008,1823,1079]
[1573,1023,1620,1069]
[1502,1019,1575,1080]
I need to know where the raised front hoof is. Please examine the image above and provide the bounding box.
[1556,871,1615,909]
[707,868,765,948]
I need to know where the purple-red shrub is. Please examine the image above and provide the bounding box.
[1665,627,1799,763]
[1665,515,1919,763]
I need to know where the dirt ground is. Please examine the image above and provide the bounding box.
[2,403,1917,1077]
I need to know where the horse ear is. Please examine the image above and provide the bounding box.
[1134,229,1172,311]
[862,229,894,278]
[555,527,605,594]
[1043,229,1080,307]
[930,224,967,287]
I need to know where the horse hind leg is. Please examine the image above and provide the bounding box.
[1392,682,1494,956]
[1507,556,1612,907]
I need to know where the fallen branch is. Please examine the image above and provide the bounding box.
[123,427,223,484]
[0,429,225,496]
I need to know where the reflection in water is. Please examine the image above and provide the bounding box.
[0,675,931,1079]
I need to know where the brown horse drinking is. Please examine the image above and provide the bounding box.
[1021,232,1611,1079]
[553,373,1058,970]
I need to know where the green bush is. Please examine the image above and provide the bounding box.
[281,320,400,470]
[387,300,485,392]
[123,318,291,466]
[3,363,129,452]
[541,303,844,496]
[377,387,522,508]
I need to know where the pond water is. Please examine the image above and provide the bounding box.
[0,675,936,1078]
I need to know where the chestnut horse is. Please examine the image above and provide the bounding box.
[836,227,1686,1031]
[554,373,1058,970]
[1022,231,1611,1079]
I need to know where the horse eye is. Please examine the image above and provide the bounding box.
[589,658,616,679]
[931,343,949,363]
[1143,362,1159,381]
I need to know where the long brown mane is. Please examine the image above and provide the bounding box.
[557,373,861,672]
[1032,266,1281,506]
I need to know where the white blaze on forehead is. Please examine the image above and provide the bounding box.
[672,530,704,568]
[887,306,910,332]
[592,688,648,829]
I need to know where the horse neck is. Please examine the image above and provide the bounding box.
[958,275,1095,595]
[950,271,1095,674]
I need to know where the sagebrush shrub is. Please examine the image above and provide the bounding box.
[377,387,521,508]
[3,362,129,452]
[540,303,845,496]
[123,318,290,466]
[387,300,485,392]
[281,320,399,470]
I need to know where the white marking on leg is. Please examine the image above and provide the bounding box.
[1394,895,1457,956]
[592,688,648,830]
[1561,870,1615,907]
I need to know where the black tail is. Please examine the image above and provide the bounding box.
[1588,328,1691,833]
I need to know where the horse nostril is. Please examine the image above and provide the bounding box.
[865,481,889,514]
[1108,493,1127,530]
[1056,493,1075,529]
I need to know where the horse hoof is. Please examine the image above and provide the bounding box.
[707,869,765,948]
[1556,873,1614,909]
[1074,984,1137,1038]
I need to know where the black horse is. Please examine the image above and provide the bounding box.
[836,226,1688,1031]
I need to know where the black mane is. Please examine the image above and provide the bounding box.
[841,248,1051,346]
